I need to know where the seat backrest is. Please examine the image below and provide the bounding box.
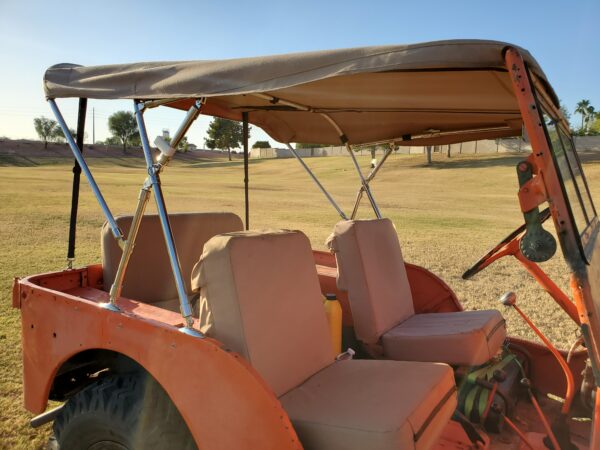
[192,230,333,397]
[102,212,243,303]
[327,218,414,344]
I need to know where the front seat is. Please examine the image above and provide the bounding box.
[192,229,457,450]
[327,218,506,366]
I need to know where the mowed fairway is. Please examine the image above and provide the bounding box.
[2,151,600,447]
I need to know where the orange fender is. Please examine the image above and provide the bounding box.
[18,267,301,450]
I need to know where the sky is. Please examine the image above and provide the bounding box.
[0,0,598,148]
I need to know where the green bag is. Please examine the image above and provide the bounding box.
[457,351,522,432]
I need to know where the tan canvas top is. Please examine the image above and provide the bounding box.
[43,40,556,145]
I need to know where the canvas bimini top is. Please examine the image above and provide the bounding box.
[44,39,557,146]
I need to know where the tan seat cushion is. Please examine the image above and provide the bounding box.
[329,218,506,366]
[280,359,457,450]
[327,218,414,344]
[102,212,243,304]
[193,230,333,397]
[383,310,506,366]
[196,229,457,449]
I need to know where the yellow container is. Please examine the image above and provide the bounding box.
[323,293,342,356]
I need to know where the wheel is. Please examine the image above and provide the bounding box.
[53,373,197,450]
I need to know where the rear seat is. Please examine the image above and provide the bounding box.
[101,212,243,311]
[327,218,506,366]
[192,230,456,450]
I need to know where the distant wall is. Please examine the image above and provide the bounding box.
[250,146,348,158]
[250,136,600,159]
[575,136,600,151]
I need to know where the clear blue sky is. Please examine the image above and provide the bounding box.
[0,0,598,147]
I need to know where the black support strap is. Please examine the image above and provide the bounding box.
[242,112,250,230]
[67,98,87,264]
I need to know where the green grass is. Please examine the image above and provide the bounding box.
[2,151,600,448]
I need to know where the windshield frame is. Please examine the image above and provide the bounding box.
[533,87,599,263]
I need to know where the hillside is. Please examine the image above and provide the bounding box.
[0,138,239,166]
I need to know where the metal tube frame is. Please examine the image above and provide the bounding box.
[48,99,125,244]
[350,143,394,219]
[345,142,382,219]
[286,144,348,220]
[251,92,385,220]
[106,185,152,311]
[319,111,382,218]
[133,99,203,335]
[167,99,204,148]
[50,97,204,335]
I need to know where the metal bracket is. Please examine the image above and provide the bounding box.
[517,154,548,213]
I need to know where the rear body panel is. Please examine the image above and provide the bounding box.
[15,256,588,449]
[16,266,302,450]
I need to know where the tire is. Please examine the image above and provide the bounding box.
[53,373,197,450]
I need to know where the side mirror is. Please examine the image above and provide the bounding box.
[516,161,557,263]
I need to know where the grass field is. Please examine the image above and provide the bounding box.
[2,151,600,448]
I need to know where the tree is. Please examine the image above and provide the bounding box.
[205,138,216,150]
[33,117,57,149]
[587,106,597,133]
[50,126,76,144]
[252,140,271,149]
[177,136,189,152]
[591,116,600,135]
[204,118,248,161]
[352,144,394,168]
[104,136,121,146]
[575,100,591,132]
[425,146,433,165]
[359,145,380,168]
[108,111,139,153]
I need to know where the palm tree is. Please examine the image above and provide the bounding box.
[575,99,591,131]
[586,106,596,132]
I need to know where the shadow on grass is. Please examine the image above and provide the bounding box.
[422,151,600,170]
[0,155,41,167]
[186,159,268,169]
[421,154,527,170]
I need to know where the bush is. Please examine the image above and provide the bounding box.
[252,140,271,149]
